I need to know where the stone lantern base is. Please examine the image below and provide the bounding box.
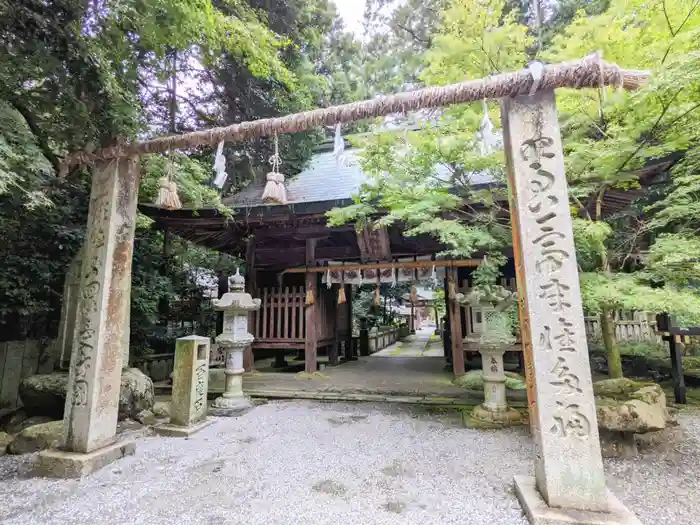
[471,404,522,426]
[469,342,523,428]
[210,393,253,417]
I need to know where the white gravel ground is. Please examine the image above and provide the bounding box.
[1,401,699,525]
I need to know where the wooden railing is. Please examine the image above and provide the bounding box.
[256,286,306,342]
[583,315,661,343]
[253,285,336,347]
[351,325,406,355]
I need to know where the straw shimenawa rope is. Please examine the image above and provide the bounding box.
[60,54,650,173]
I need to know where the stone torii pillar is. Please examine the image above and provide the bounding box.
[36,157,140,478]
[502,91,641,525]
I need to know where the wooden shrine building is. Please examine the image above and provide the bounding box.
[141,141,673,377]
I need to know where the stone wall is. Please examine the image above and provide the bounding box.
[0,339,56,409]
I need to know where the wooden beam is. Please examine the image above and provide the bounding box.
[283,259,481,274]
[256,245,359,261]
[357,224,392,262]
[256,224,354,239]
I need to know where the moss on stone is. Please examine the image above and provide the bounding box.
[593,378,655,399]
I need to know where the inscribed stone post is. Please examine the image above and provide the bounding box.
[56,248,83,370]
[502,92,608,510]
[155,336,211,437]
[503,91,641,525]
[35,157,139,478]
[67,158,140,451]
[172,336,210,426]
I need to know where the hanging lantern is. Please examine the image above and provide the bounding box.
[262,134,288,205]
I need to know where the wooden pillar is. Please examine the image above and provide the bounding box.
[359,317,370,356]
[448,268,465,376]
[442,277,451,364]
[330,285,343,366]
[668,335,687,404]
[304,239,318,373]
[345,285,356,360]
[37,157,140,476]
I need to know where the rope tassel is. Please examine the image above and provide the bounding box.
[262,134,288,205]
[338,286,346,304]
[305,287,315,306]
[155,158,182,210]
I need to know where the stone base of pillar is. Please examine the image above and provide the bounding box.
[210,394,253,417]
[154,419,213,438]
[471,404,522,426]
[514,476,642,525]
[34,440,135,479]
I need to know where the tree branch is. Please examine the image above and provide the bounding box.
[394,22,430,45]
[5,96,61,175]
[613,89,682,175]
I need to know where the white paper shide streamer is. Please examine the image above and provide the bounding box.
[333,123,346,169]
[477,100,498,156]
[213,140,228,189]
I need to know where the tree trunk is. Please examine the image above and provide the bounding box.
[601,308,623,379]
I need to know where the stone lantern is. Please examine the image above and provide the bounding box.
[211,268,261,416]
[470,310,521,426]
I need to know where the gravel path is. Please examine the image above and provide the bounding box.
[1,401,699,525]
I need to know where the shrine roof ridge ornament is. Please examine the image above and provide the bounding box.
[60,54,650,172]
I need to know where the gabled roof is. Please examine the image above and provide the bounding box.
[224,147,497,211]
[225,149,367,209]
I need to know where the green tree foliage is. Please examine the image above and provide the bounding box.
[0,0,356,349]
[331,0,700,379]
[545,0,700,375]
[360,0,448,96]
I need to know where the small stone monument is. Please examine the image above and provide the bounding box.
[155,336,212,437]
[210,269,261,417]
